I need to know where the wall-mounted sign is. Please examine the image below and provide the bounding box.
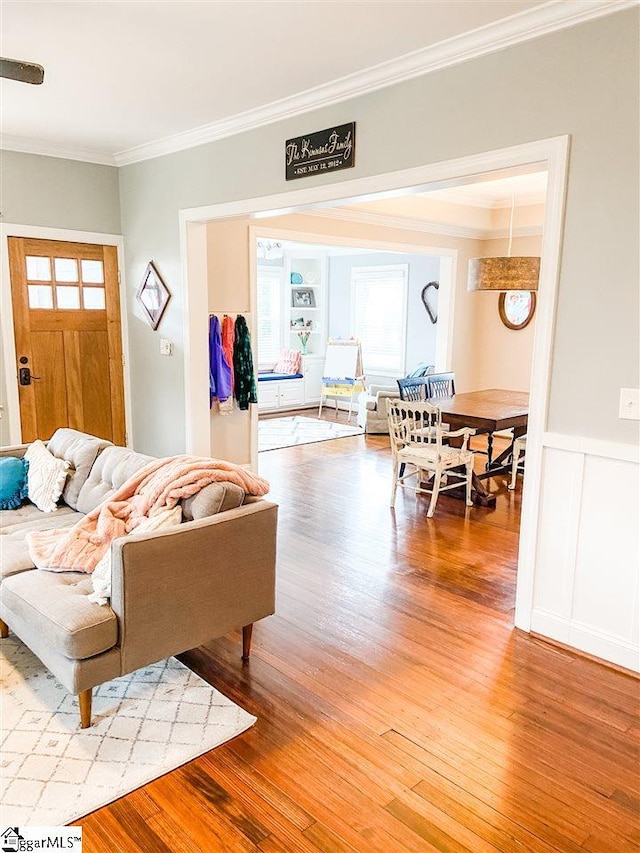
[285,122,356,180]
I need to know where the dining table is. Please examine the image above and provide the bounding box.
[437,389,529,506]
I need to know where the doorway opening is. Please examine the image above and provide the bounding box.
[180,137,569,633]
[253,235,455,453]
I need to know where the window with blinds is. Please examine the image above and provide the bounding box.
[350,264,408,375]
[257,266,283,367]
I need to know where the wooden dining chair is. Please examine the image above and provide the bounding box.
[386,398,475,518]
[425,371,456,399]
[508,434,527,489]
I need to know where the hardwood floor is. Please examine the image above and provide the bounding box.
[79,432,639,852]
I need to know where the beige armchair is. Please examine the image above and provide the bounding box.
[356,385,397,434]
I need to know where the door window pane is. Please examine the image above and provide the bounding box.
[54,258,78,282]
[28,285,54,308]
[56,286,80,309]
[81,259,104,283]
[26,256,51,281]
[83,287,106,310]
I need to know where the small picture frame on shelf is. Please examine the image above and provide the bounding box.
[291,288,316,308]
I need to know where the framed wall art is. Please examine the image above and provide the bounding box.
[137,261,171,330]
[498,291,536,331]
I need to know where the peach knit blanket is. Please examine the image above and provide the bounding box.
[27,456,270,574]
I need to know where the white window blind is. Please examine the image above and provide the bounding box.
[257,266,283,366]
[350,264,408,374]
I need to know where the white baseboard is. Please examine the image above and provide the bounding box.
[531,608,639,672]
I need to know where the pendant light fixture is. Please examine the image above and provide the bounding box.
[467,189,540,292]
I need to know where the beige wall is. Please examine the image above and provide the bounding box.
[490,204,545,232]
[206,219,253,464]
[471,235,542,392]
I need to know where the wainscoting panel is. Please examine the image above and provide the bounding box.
[531,436,639,671]
[531,447,584,631]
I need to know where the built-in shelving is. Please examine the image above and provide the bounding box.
[257,243,329,411]
[286,252,328,358]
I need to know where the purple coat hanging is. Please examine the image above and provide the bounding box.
[209,314,233,406]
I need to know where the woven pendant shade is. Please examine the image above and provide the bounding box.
[468,256,540,292]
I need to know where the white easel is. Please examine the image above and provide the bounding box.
[318,340,366,423]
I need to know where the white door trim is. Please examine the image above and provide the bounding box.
[178,135,570,634]
[0,224,133,446]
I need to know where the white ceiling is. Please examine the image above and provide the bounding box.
[421,171,548,208]
[0,1,629,165]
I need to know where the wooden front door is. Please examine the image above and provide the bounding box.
[8,237,126,444]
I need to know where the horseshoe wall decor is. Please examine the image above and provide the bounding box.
[421,281,439,324]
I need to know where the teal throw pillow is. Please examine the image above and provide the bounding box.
[0,457,29,510]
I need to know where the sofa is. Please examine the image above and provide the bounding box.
[356,385,397,434]
[0,428,278,728]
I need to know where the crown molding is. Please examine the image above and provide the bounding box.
[302,207,543,241]
[492,193,547,208]
[0,134,116,166]
[1,1,634,167]
[113,0,636,167]
[485,225,543,239]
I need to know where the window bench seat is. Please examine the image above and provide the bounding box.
[258,372,304,382]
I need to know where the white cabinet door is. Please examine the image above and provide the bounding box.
[279,379,304,408]
[258,382,280,411]
[302,356,325,403]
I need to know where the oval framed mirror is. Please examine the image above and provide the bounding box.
[498,291,536,330]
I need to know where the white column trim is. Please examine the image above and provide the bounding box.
[513,134,570,631]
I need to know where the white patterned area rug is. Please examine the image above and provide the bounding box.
[0,636,256,826]
[259,415,364,452]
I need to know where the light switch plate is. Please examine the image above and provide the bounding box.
[619,388,639,420]
[160,339,173,356]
